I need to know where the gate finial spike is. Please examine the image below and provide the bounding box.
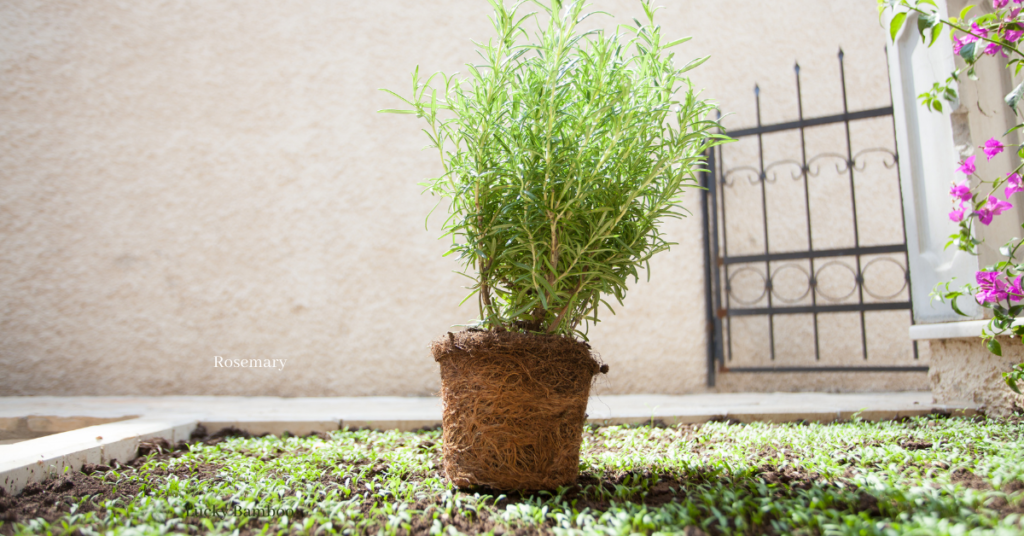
[838,48,845,60]
[794,62,800,74]
[754,84,760,96]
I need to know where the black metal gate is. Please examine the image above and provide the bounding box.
[701,50,925,386]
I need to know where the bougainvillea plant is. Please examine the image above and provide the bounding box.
[881,0,1024,392]
[382,0,725,338]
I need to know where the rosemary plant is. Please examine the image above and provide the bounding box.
[383,0,724,338]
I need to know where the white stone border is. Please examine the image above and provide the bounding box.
[0,417,197,496]
[909,319,1024,340]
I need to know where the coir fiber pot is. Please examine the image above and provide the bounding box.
[431,329,604,490]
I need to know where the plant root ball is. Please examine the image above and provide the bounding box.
[431,330,602,490]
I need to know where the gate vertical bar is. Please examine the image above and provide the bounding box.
[795,62,821,361]
[838,49,870,360]
[702,147,718,387]
[712,142,729,368]
[755,85,776,361]
[717,112,734,363]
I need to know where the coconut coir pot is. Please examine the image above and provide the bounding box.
[431,330,603,490]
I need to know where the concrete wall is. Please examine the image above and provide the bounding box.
[930,338,1024,416]
[0,0,923,396]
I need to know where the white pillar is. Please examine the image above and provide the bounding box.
[885,1,981,323]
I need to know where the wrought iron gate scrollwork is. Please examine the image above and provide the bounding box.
[700,50,925,387]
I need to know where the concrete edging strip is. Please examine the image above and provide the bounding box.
[0,417,197,496]
[199,420,341,437]
[909,319,1024,340]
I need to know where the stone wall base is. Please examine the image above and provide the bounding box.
[930,337,1024,417]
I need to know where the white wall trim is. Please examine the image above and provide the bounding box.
[909,319,1024,340]
[885,2,981,323]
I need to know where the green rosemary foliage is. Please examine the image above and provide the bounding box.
[383,0,726,338]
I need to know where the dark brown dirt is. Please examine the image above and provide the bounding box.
[5,464,706,536]
[0,466,141,532]
[80,463,111,475]
[754,465,823,491]
[137,437,173,456]
[0,431,223,534]
[856,492,881,516]
[951,468,992,490]
[190,423,209,440]
[974,477,1024,518]
[3,422,1022,536]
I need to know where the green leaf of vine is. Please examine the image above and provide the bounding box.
[1006,81,1024,113]
[891,12,908,41]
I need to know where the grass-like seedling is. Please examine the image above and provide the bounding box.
[382,0,725,337]
[3,416,1024,535]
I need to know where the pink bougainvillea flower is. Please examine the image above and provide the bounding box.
[960,25,984,45]
[984,137,1005,159]
[1007,173,1024,197]
[994,196,1015,213]
[984,42,1006,56]
[996,0,1010,8]
[950,203,968,222]
[958,155,977,175]
[1006,28,1024,42]
[976,270,1013,303]
[953,34,969,53]
[976,270,1001,287]
[1003,172,1019,198]
[953,36,965,53]
[976,196,1014,225]
[1012,275,1024,302]
[951,179,973,201]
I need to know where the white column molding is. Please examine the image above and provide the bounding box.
[885,1,981,323]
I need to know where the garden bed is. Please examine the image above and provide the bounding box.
[1,415,1023,535]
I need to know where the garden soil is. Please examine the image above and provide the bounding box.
[4,420,1024,535]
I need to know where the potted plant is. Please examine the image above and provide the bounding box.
[382,0,722,490]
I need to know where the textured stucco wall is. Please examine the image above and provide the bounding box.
[0,0,920,396]
[930,338,1024,416]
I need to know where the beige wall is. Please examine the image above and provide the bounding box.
[930,338,1024,416]
[0,0,920,396]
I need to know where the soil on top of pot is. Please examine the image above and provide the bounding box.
[430,329,603,394]
[431,329,604,490]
